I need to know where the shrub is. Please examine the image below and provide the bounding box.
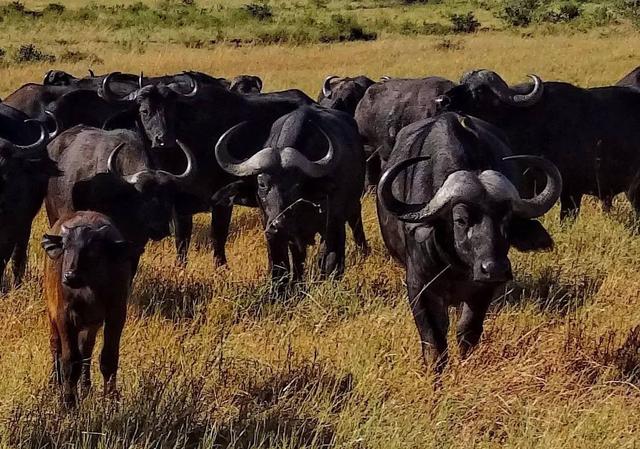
[499,0,541,26]
[588,5,616,26]
[14,44,55,63]
[243,1,273,20]
[43,2,65,14]
[449,12,480,33]
[615,0,640,27]
[541,2,581,23]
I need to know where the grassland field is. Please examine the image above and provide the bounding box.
[1,0,640,448]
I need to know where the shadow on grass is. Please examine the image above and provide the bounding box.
[495,266,605,315]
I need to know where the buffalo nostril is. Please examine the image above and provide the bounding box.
[62,271,75,285]
[480,261,492,274]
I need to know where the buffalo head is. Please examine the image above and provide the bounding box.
[379,126,561,282]
[73,140,196,241]
[230,75,263,94]
[100,72,198,150]
[436,70,544,118]
[42,214,131,289]
[215,120,336,239]
[43,70,77,86]
[318,75,374,116]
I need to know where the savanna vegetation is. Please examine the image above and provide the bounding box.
[0,0,640,448]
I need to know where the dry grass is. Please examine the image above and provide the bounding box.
[0,23,640,449]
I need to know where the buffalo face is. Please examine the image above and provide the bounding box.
[437,70,544,118]
[230,75,263,94]
[379,154,562,283]
[42,220,130,289]
[135,85,179,150]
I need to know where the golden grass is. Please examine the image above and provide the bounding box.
[1,31,640,448]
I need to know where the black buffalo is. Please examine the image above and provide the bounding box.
[616,66,640,88]
[377,112,561,371]
[0,136,60,288]
[438,69,640,219]
[354,76,455,186]
[317,75,375,116]
[46,126,196,272]
[214,105,367,287]
[148,81,315,266]
[230,75,263,94]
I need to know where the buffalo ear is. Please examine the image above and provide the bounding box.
[509,217,554,252]
[72,173,131,212]
[107,240,132,262]
[41,234,63,259]
[211,180,245,207]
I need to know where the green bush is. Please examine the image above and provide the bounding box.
[449,12,480,32]
[499,0,541,26]
[243,1,273,21]
[588,5,616,26]
[615,0,640,27]
[14,44,55,63]
[541,2,581,23]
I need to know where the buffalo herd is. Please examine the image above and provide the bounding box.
[1,64,639,405]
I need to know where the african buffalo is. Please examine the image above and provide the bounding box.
[317,75,375,116]
[214,105,367,287]
[377,112,562,372]
[46,126,195,271]
[616,65,640,88]
[354,76,455,186]
[0,136,60,288]
[438,69,640,219]
[149,81,315,266]
[230,75,263,94]
[43,211,132,407]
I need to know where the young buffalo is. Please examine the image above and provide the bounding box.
[42,211,132,407]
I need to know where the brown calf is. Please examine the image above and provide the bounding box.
[42,211,132,407]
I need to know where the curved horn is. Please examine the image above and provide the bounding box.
[503,155,562,218]
[100,72,133,103]
[511,74,544,106]
[157,139,197,182]
[215,122,277,177]
[138,72,144,89]
[280,123,336,178]
[322,75,339,98]
[43,70,53,84]
[15,119,47,151]
[44,110,61,140]
[88,69,95,77]
[467,70,544,108]
[380,76,391,82]
[255,76,263,92]
[107,143,127,180]
[179,72,199,97]
[378,157,432,222]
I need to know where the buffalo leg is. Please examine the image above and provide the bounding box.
[101,304,126,397]
[456,297,491,359]
[11,223,32,287]
[267,235,290,294]
[365,153,381,190]
[289,242,307,283]
[211,205,232,266]
[348,205,369,256]
[407,265,449,373]
[49,317,62,386]
[78,326,99,396]
[59,320,81,408]
[173,213,193,266]
[320,222,346,278]
[560,192,582,221]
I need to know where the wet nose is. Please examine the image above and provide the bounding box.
[62,271,81,287]
[154,138,166,148]
[478,259,512,281]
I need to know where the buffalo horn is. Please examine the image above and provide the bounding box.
[504,155,562,218]
[215,122,277,177]
[15,119,47,151]
[322,75,339,98]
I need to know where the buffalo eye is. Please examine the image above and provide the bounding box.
[140,108,150,116]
